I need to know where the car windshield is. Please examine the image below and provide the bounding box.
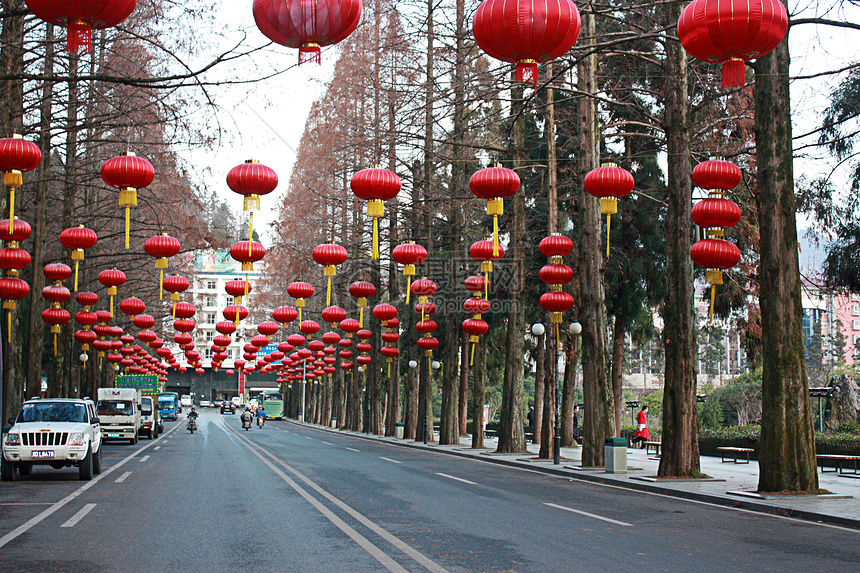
[158,399,174,408]
[98,400,133,416]
[17,402,87,423]
[141,399,153,415]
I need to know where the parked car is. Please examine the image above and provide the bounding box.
[2,398,103,481]
[220,401,236,414]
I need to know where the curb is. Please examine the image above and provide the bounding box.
[292,420,860,531]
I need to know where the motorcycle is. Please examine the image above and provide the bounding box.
[241,413,252,431]
[256,415,265,428]
[187,417,197,433]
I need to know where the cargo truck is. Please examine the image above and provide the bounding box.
[97,388,142,445]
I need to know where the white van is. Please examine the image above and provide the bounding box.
[180,395,192,408]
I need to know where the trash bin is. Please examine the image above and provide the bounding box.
[395,422,404,440]
[604,437,627,474]
[330,417,337,428]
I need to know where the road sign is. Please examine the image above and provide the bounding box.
[117,375,158,392]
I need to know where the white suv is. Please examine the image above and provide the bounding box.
[2,398,103,481]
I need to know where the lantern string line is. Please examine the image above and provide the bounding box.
[709,284,716,324]
[8,187,14,232]
[606,213,612,258]
[248,212,254,256]
[125,207,130,249]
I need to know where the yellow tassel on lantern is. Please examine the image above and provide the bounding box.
[248,211,254,254]
[118,187,137,249]
[324,265,335,306]
[367,200,384,260]
[487,198,503,257]
[706,269,724,324]
[7,187,14,232]
[6,309,11,341]
[600,197,617,258]
[71,249,84,291]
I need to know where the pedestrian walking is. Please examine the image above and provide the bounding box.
[631,405,650,448]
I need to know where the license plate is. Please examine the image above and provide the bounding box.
[107,432,121,438]
[32,450,54,458]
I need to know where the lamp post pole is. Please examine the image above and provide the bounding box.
[421,354,429,444]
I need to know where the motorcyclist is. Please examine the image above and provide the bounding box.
[256,407,266,428]
[240,407,253,430]
[187,407,198,432]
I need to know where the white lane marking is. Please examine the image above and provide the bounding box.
[154,446,161,450]
[380,457,402,464]
[305,436,314,440]
[0,423,182,549]
[233,435,409,572]
[321,441,333,445]
[437,473,477,485]
[346,447,360,452]
[115,472,132,483]
[0,503,54,506]
[544,503,633,527]
[139,455,150,462]
[60,503,97,528]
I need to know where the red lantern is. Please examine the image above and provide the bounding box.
[100,151,155,248]
[226,369,235,377]
[98,268,126,317]
[472,0,581,87]
[540,291,574,321]
[144,233,181,299]
[230,240,266,272]
[417,336,439,352]
[381,331,400,344]
[539,234,574,258]
[691,238,741,322]
[133,314,155,329]
[253,0,363,65]
[391,241,427,304]
[25,0,137,52]
[0,135,41,230]
[258,321,280,337]
[470,239,504,290]
[584,164,635,258]
[416,320,437,334]
[308,340,325,352]
[251,334,270,348]
[0,218,32,244]
[470,165,520,256]
[300,320,320,336]
[42,284,71,304]
[287,281,314,322]
[0,248,30,272]
[464,297,491,315]
[119,297,145,320]
[539,264,574,285]
[691,160,743,238]
[349,281,376,326]
[273,305,299,327]
[42,306,70,355]
[138,330,157,345]
[321,305,346,327]
[340,319,360,337]
[173,302,196,320]
[215,321,237,337]
[313,242,348,305]
[226,160,278,246]
[163,274,189,302]
[678,0,788,88]
[174,318,196,333]
[350,166,401,259]
[59,225,97,291]
[463,318,489,338]
[372,303,397,324]
[74,310,97,327]
[322,331,341,346]
[692,198,742,234]
[75,291,98,309]
[223,304,249,323]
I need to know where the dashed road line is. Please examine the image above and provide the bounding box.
[139,455,150,462]
[321,441,333,445]
[154,446,161,450]
[436,473,477,485]
[380,457,402,464]
[544,502,633,527]
[60,504,96,528]
[346,447,360,452]
[115,471,132,483]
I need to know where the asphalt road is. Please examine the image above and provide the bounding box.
[1,410,858,573]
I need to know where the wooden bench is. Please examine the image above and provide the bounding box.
[816,454,860,475]
[717,446,754,464]
[644,441,662,456]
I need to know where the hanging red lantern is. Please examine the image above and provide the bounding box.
[539,234,574,258]
[691,238,742,322]
[138,330,157,345]
[417,336,439,352]
[321,305,346,327]
[273,305,299,327]
[59,225,97,291]
[98,268,126,317]
[24,0,137,52]
[173,318,196,333]
[691,160,743,236]
[470,240,504,298]
[163,274,189,301]
[464,297,490,314]
[584,164,635,258]
[173,302,196,320]
[391,241,427,304]
[300,320,321,336]
[0,217,32,244]
[349,281,376,326]
[226,160,278,247]
[100,151,155,248]
[0,247,30,273]
[253,0,363,65]
[215,321,236,337]
[322,331,341,346]
[678,0,788,89]
[74,311,97,327]
[223,304,249,324]
[0,135,41,230]
[42,284,71,304]
[539,263,574,285]
[251,335,270,349]
[258,321,280,337]
[350,166,401,260]
[340,319,360,338]
[133,314,155,329]
[214,334,232,348]
[287,334,306,348]
[287,281,314,322]
[226,369,235,377]
[75,291,98,310]
[308,340,325,352]
[692,198,742,234]
[119,297,145,321]
[472,0,581,87]
[42,306,70,356]
[372,303,397,324]
[313,242,348,305]
[144,233,181,299]
[469,165,520,256]
[540,291,574,318]
[230,240,266,272]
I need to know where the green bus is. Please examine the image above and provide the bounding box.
[255,390,284,419]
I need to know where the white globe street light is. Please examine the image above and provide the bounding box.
[531,323,546,337]
[408,360,418,369]
[431,360,441,370]
[569,322,582,336]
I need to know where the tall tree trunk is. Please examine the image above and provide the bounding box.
[753,19,818,492]
[578,13,614,467]
[539,334,556,458]
[27,25,55,398]
[658,0,700,477]
[496,83,527,454]
[611,314,625,437]
[404,363,418,439]
[471,334,486,448]
[560,337,579,447]
[459,333,469,436]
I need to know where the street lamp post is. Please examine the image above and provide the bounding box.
[559,322,582,465]
[408,359,420,442]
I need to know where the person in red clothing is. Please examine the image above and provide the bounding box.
[631,405,650,448]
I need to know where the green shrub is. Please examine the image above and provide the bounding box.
[837,421,860,435]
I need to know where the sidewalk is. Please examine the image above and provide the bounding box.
[301,422,860,529]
